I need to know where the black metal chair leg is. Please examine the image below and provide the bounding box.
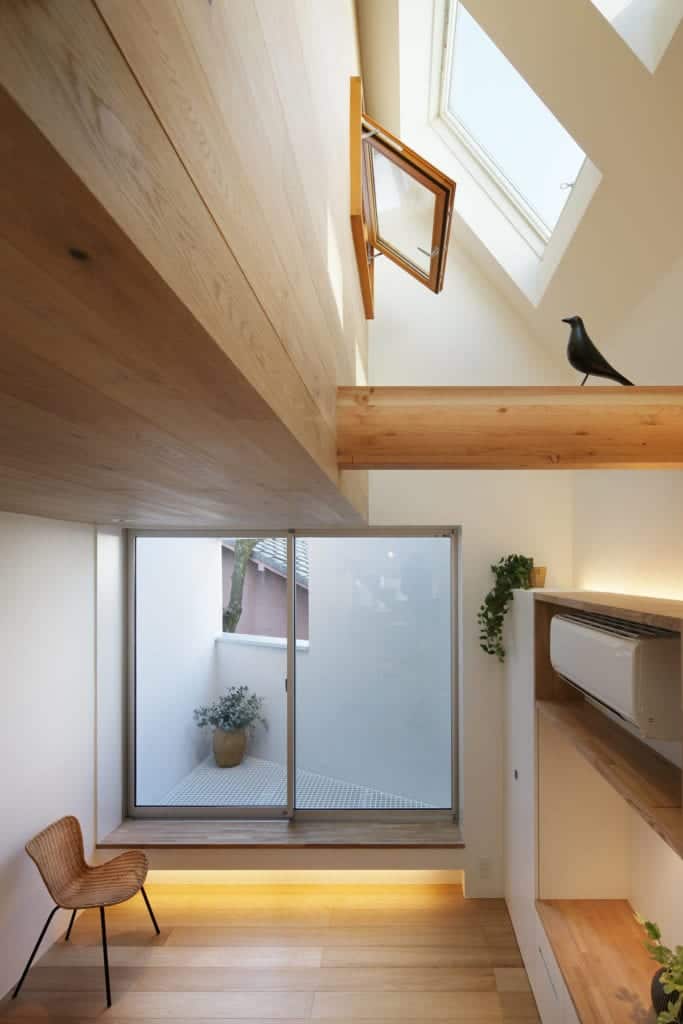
[140,886,160,935]
[12,905,59,999]
[99,906,111,1008]
[64,909,77,941]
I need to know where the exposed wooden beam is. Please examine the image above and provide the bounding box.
[337,387,683,470]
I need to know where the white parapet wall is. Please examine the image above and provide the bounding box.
[135,537,222,805]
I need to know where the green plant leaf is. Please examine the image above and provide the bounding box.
[477,554,533,663]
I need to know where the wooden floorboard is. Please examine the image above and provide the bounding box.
[2,884,537,1021]
[99,819,465,849]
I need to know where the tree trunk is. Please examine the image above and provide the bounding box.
[223,539,258,632]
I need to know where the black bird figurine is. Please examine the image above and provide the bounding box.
[562,315,633,386]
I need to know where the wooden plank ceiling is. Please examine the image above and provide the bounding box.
[337,387,683,469]
[0,1,367,527]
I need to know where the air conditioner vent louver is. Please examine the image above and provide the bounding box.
[557,610,678,641]
[550,612,681,740]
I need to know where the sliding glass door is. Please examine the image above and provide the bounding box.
[130,529,457,819]
[294,535,454,812]
[132,534,289,816]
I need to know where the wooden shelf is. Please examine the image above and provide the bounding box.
[99,819,465,849]
[535,590,683,632]
[537,699,683,859]
[537,899,655,1024]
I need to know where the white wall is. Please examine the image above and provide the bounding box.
[574,256,683,601]
[355,0,400,133]
[0,512,95,998]
[369,250,575,894]
[567,257,683,942]
[629,810,683,947]
[136,538,221,804]
[215,636,289,766]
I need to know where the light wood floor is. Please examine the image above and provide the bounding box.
[1,884,539,1022]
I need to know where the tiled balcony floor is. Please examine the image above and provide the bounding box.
[160,755,434,809]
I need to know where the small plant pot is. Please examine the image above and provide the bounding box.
[529,566,547,588]
[652,968,683,1020]
[213,727,247,767]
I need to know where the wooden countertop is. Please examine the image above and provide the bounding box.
[535,590,683,631]
[537,899,657,1023]
[99,819,465,849]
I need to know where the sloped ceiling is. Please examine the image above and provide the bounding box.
[358,0,683,378]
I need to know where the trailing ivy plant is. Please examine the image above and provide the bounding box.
[478,555,534,662]
[639,917,683,1023]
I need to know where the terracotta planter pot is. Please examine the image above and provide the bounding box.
[529,566,547,588]
[213,727,247,767]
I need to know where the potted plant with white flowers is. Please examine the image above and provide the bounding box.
[194,686,266,767]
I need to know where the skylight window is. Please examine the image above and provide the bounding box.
[588,0,682,73]
[443,3,586,239]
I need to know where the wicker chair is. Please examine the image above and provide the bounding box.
[12,815,159,1007]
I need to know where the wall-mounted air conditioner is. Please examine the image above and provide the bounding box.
[550,612,682,740]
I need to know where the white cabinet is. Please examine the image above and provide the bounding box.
[532,912,575,1023]
[504,591,537,968]
[505,593,579,1023]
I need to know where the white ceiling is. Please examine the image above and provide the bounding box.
[358,0,683,375]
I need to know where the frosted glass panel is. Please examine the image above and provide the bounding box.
[295,536,452,809]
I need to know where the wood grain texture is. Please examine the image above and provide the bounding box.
[537,700,683,858]
[533,599,579,702]
[336,386,683,469]
[0,1,368,525]
[535,590,683,632]
[99,820,465,850]
[536,899,655,1024]
[349,76,374,319]
[1,883,537,1021]
[94,0,366,428]
[0,87,363,528]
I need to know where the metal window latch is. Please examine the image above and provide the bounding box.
[284,676,288,692]
[417,246,440,258]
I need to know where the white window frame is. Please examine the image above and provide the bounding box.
[433,0,587,254]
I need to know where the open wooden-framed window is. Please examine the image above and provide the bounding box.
[350,77,456,319]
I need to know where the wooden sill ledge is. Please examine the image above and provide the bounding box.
[537,899,655,1024]
[98,819,465,850]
